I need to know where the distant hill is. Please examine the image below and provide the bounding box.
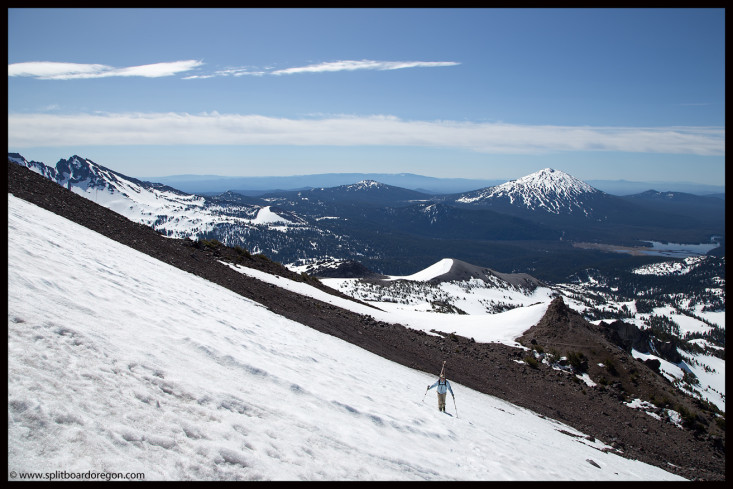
[151,172,505,195]
[586,179,725,196]
[261,180,433,206]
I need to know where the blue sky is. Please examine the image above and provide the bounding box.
[8,8,725,184]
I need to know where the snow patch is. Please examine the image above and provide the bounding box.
[389,258,454,282]
[252,206,292,225]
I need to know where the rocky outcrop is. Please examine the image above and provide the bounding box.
[603,320,683,364]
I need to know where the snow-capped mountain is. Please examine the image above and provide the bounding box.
[10,153,208,233]
[10,153,184,197]
[446,167,725,250]
[8,153,311,243]
[454,168,604,216]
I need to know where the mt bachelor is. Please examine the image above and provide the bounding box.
[453,168,601,215]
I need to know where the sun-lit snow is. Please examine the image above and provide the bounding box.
[8,193,685,481]
[632,255,709,276]
[252,206,292,225]
[390,258,455,281]
[348,180,383,190]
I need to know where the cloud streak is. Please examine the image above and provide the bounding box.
[9,59,457,80]
[7,112,724,157]
[183,60,460,79]
[183,67,266,79]
[270,60,461,75]
[8,60,203,80]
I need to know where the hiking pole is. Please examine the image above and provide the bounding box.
[452,395,458,418]
[422,386,429,403]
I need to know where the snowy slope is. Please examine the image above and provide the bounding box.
[7,193,683,481]
[396,258,454,281]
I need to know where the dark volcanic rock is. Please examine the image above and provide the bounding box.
[428,258,543,291]
[7,160,725,481]
[604,319,683,364]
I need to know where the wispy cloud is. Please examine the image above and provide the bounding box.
[9,59,457,80]
[183,67,266,80]
[8,60,203,80]
[182,60,460,79]
[7,112,724,157]
[270,60,461,75]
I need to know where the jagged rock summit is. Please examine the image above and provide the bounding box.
[9,153,187,196]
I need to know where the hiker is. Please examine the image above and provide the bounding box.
[427,373,454,412]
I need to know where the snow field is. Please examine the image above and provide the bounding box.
[225,267,552,347]
[8,194,684,480]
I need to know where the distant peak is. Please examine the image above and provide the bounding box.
[456,168,601,214]
[347,180,384,190]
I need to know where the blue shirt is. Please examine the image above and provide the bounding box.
[428,379,454,395]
